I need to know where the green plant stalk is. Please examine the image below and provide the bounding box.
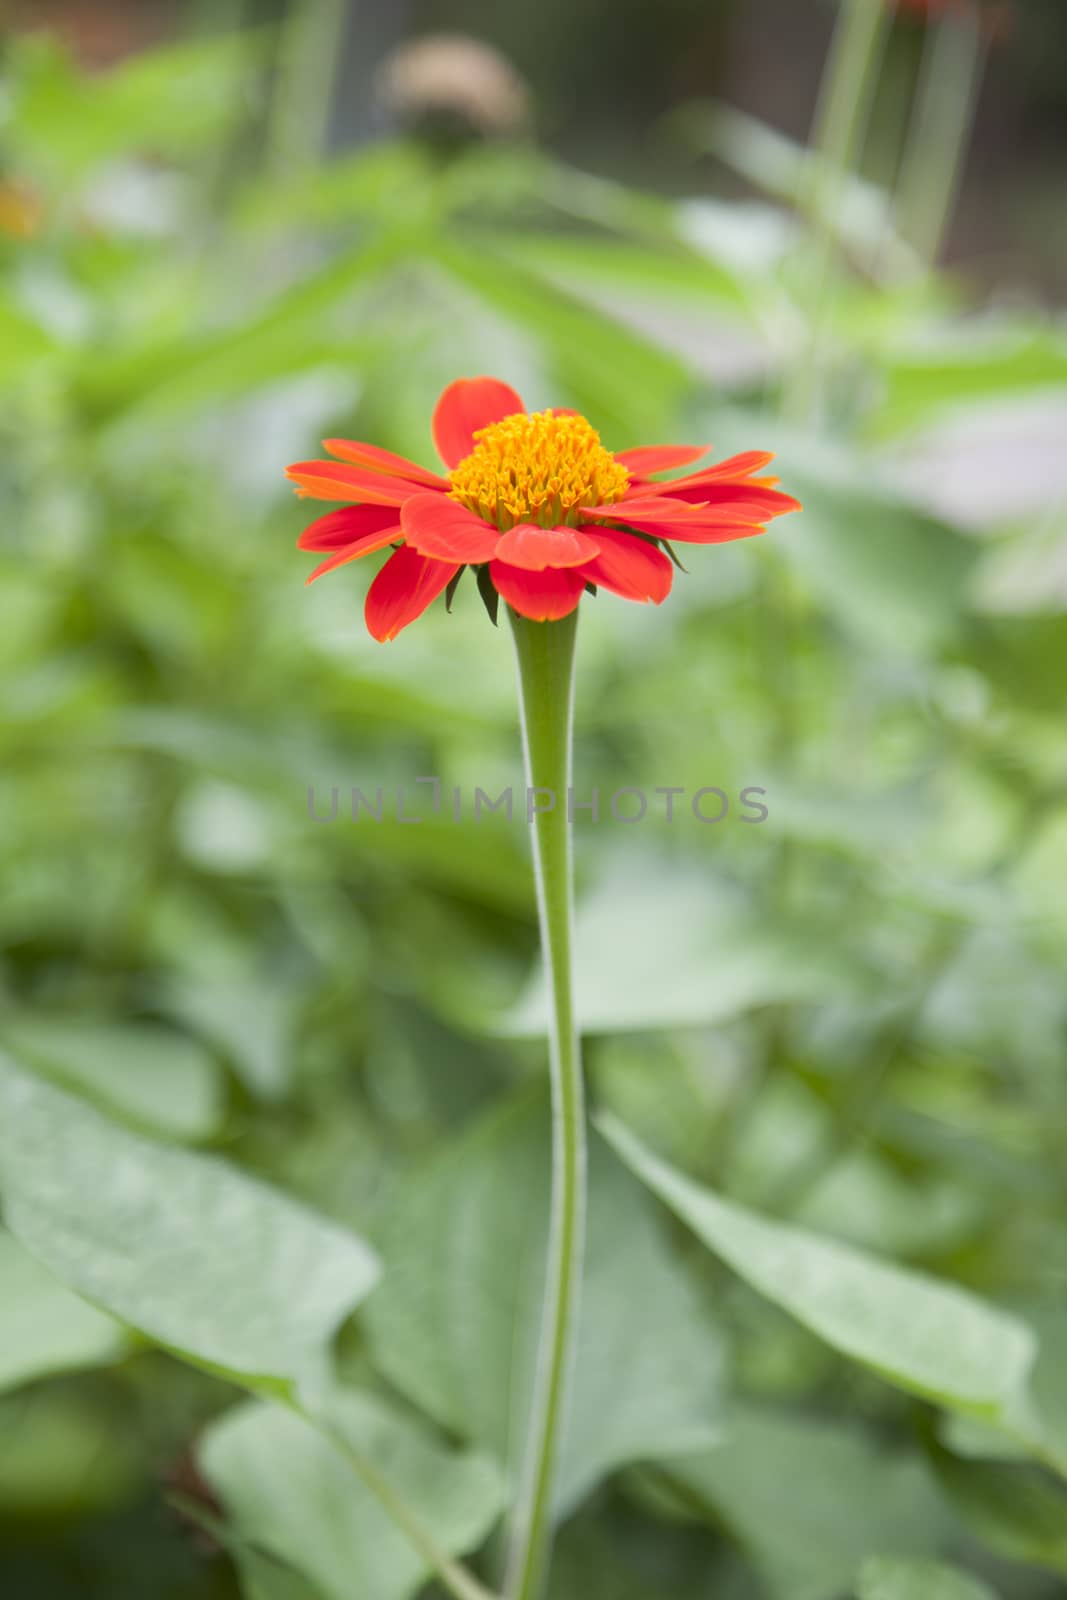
[265,0,348,179]
[785,0,891,423]
[895,9,985,271]
[505,607,586,1600]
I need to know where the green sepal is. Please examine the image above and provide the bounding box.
[475,564,500,625]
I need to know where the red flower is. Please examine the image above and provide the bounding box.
[287,377,799,641]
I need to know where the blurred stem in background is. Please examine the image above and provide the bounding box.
[265,0,348,178]
[505,609,585,1600]
[784,0,891,425]
[894,7,986,271]
[768,0,891,1116]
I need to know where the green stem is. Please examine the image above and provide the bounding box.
[505,608,586,1600]
[265,0,348,180]
[784,0,891,423]
[895,9,985,271]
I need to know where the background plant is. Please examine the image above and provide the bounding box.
[2,4,1067,1598]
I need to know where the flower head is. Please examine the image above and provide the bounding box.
[287,377,800,641]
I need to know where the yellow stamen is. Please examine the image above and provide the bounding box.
[448,410,629,529]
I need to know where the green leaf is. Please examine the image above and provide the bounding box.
[662,1405,951,1600]
[0,1053,379,1391]
[237,1557,328,1600]
[858,1558,1000,1600]
[498,866,866,1037]
[0,1013,225,1141]
[879,321,1067,437]
[364,1093,725,1512]
[0,1228,128,1396]
[490,231,749,313]
[931,1451,1067,1576]
[599,1113,1037,1432]
[199,1391,505,1600]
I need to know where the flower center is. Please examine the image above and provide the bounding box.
[448,410,629,529]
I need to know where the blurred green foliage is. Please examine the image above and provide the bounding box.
[2,18,1067,1600]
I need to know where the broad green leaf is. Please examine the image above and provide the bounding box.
[199,1392,505,1600]
[663,1406,951,1600]
[236,1554,328,1600]
[364,1093,725,1512]
[0,1054,379,1391]
[491,231,749,313]
[879,320,1067,437]
[600,1114,1037,1432]
[858,1558,1000,1600]
[0,1013,225,1141]
[0,1228,128,1395]
[498,866,864,1038]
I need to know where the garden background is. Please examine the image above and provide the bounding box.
[2,1,1067,1597]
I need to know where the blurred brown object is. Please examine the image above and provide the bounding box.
[161,1443,224,1558]
[6,0,173,67]
[893,0,1015,44]
[0,178,42,237]
[374,32,531,143]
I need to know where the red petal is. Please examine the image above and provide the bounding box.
[577,528,673,604]
[323,439,448,487]
[306,523,401,584]
[494,522,601,571]
[655,482,801,518]
[658,522,767,546]
[297,505,401,552]
[582,499,769,544]
[489,561,585,622]
[286,461,424,505]
[401,492,501,562]
[365,546,460,642]
[584,496,764,528]
[665,451,776,488]
[432,377,524,468]
[583,495,722,521]
[614,444,709,476]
